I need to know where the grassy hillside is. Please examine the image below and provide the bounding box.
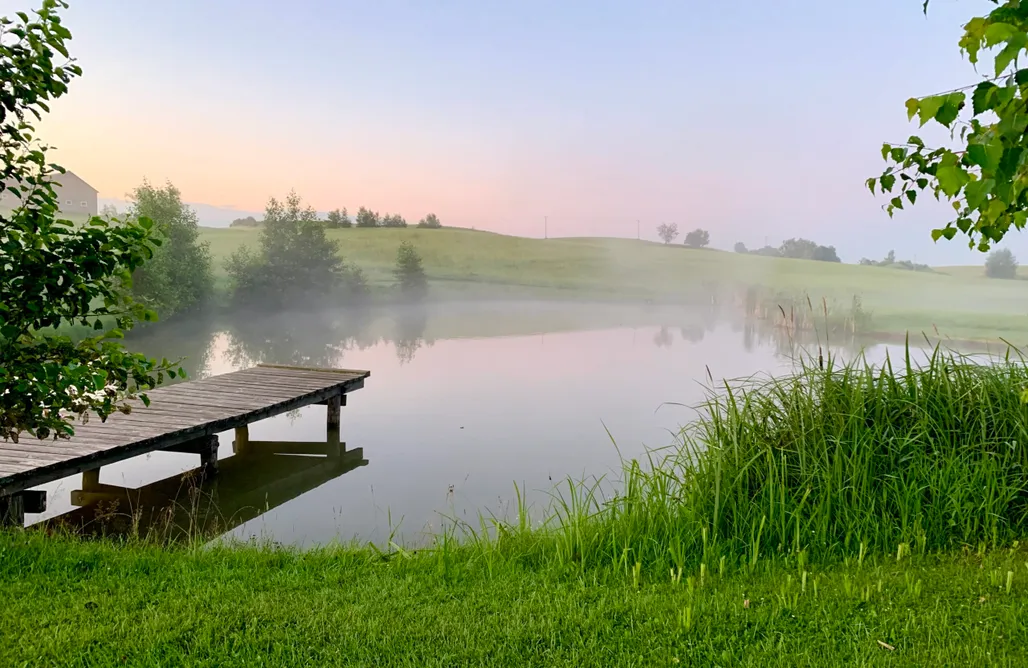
[200,227,1028,342]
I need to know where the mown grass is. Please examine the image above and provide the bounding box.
[201,226,1028,341]
[2,531,1027,666]
[6,345,1028,664]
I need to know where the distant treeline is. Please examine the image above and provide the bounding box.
[733,238,841,263]
[859,250,933,272]
[114,183,429,319]
[230,208,442,230]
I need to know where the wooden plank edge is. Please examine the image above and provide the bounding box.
[254,364,371,378]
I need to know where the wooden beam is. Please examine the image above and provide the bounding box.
[234,425,249,456]
[326,395,341,431]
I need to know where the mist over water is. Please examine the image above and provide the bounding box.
[30,301,988,547]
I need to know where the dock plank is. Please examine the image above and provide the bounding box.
[0,365,370,496]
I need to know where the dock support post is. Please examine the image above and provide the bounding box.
[234,425,250,456]
[199,434,219,475]
[82,468,100,490]
[327,394,343,458]
[0,495,24,528]
[327,395,341,431]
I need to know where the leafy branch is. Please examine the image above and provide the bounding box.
[869,1,1028,251]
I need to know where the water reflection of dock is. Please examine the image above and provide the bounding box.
[42,449,368,542]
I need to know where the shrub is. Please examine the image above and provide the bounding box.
[325,208,350,229]
[417,213,442,228]
[229,216,261,228]
[226,191,363,308]
[985,248,1018,279]
[733,242,747,253]
[381,213,408,228]
[394,240,427,299]
[128,179,214,318]
[684,228,710,248]
[355,207,380,228]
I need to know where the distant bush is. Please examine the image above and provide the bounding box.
[684,228,710,248]
[355,207,380,228]
[656,223,679,244]
[733,238,839,262]
[229,216,261,228]
[226,191,365,308]
[394,240,427,300]
[128,179,214,317]
[417,213,442,229]
[858,250,933,272]
[325,208,351,229]
[779,238,841,263]
[381,213,408,228]
[985,248,1018,279]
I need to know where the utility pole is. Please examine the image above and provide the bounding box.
[544,216,548,239]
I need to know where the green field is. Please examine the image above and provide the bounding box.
[2,532,1026,667]
[201,227,1028,342]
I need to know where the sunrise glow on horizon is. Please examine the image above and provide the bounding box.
[19,0,1005,262]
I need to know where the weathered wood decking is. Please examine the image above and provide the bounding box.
[0,364,370,513]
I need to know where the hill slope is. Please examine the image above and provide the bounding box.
[200,227,1028,341]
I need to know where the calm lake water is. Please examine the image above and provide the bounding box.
[26,302,967,547]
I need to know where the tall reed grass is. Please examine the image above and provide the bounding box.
[471,342,1028,574]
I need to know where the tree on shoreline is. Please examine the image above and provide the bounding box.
[226,191,365,308]
[128,179,214,318]
[0,1,178,441]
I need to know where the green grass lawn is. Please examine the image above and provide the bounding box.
[2,532,1025,667]
[201,226,1028,342]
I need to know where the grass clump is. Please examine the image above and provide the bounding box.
[479,343,1028,575]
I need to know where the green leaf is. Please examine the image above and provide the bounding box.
[936,164,971,197]
[905,98,920,121]
[965,178,995,209]
[984,22,1019,47]
[972,81,1000,115]
[918,96,946,127]
[994,33,1028,78]
[967,143,990,167]
[905,190,917,205]
[934,93,965,127]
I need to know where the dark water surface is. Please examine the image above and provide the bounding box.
[28,302,934,546]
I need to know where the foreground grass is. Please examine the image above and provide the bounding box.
[2,532,1027,666]
[201,227,1028,342]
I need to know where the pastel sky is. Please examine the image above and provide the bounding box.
[10,0,1013,263]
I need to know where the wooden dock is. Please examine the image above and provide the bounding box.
[0,364,370,525]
